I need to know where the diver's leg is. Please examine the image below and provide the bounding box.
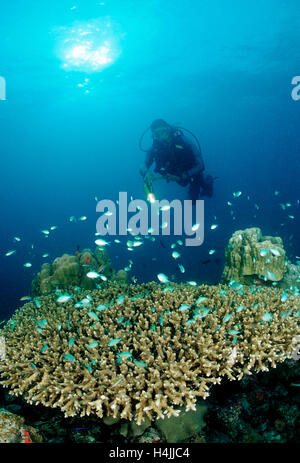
[201,174,214,197]
[188,174,202,203]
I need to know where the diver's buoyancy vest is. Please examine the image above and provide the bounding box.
[153,134,197,176]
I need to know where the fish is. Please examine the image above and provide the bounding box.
[192,223,199,231]
[262,313,273,322]
[223,313,233,322]
[178,264,185,273]
[41,230,50,235]
[63,354,76,363]
[187,281,197,286]
[5,250,16,256]
[23,263,32,268]
[87,312,100,321]
[108,338,122,347]
[13,237,21,242]
[172,251,180,259]
[259,249,268,257]
[160,205,171,211]
[111,377,123,388]
[233,191,242,198]
[97,264,107,273]
[69,216,76,222]
[86,341,98,348]
[178,304,190,311]
[95,239,109,246]
[210,224,218,230]
[42,253,49,258]
[209,249,216,255]
[79,216,87,221]
[116,352,132,359]
[265,271,277,281]
[86,271,100,279]
[20,296,31,302]
[117,295,125,304]
[56,294,72,304]
[157,273,169,283]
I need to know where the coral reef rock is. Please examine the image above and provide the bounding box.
[222,227,291,285]
[0,409,42,443]
[31,248,126,296]
[156,401,207,443]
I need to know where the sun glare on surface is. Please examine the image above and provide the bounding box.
[58,19,122,72]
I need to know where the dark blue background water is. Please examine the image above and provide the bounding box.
[0,0,299,318]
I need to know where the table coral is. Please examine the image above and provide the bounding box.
[0,282,299,425]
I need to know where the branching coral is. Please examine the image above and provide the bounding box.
[0,282,299,424]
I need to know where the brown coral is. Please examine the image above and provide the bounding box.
[0,282,299,425]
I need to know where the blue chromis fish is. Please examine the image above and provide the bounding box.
[262,313,273,322]
[178,264,185,273]
[56,294,72,304]
[116,352,132,359]
[108,338,122,347]
[87,312,100,321]
[259,249,268,257]
[63,354,76,363]
[5,250,16,256]
[270,248,281,257]
[178,304,190,311]
[95,239,109,246]
[86,341,98,348]
[86,271,100,279]
[157,273,169,283]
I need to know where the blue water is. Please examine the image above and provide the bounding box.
[0,0,299,318]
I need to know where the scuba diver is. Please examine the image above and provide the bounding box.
[139,119,214,203]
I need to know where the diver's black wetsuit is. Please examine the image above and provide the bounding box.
[143,129,213,201]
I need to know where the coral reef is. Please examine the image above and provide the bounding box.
[222,227,300,288]
[0,282,299,426]
[0,408,42,443]
[31,248,127,296]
